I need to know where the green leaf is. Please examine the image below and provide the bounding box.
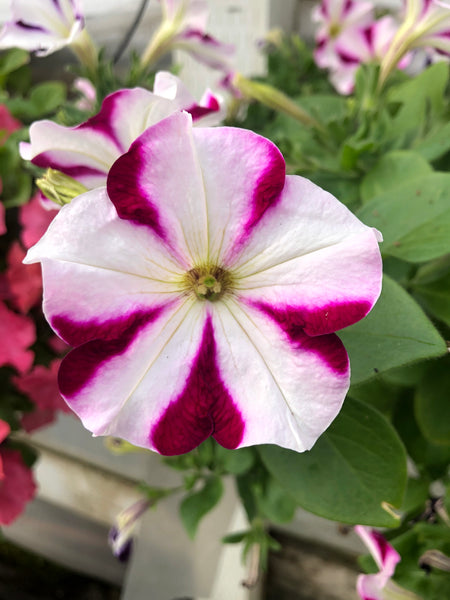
[29,81,66,115]
[339,275,446,384]
[394,395,450,480]
[214,445,255,475]
[386,62,448,140]
[0,49,29,77]
[357,173,450,263]
[414,121,450,162]
[258,477,297,524]
[415,357,450,446]
[179,475,223,539]
[360,150,432,203]
[411,255,450,327]
[259,397,407,527]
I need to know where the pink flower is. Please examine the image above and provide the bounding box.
[313,1,409,94]
[0,201,5,236]
[0,447,37,525]
[25,112,382,455]
[0,0,85,57]
[313,0,375,70]
[19,193,59,249]
[0,301,35,373]
[0,420,10,479]
[20,72,224,194]
[355,526,421,600]
[331,16,410,94]
[14,359,71,433]
[0,104,21,139]
[0,418,37,526]
[73,77,96,112]
[5,241,42,313]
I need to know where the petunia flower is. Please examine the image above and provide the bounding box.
[0,418,37,526]
[0,0,97,72]
[379,0,450,86]
[0,202,5,236]
[20,72,224,195]
[5,241,42,313]
[312,0,375,72]
[0,301,35,373]
[19,193,59,250]
[140,0,234,72]
[0,0,83,56]
[0,420,10,480]
[14,359,71,433]
[329,16,410,95]
[24,112,382,456]
[355,526,421,599]
[109,498,150,561]
[0,447,37,525]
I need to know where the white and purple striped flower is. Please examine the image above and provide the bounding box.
[355,526,420,600]
[0,0,85,56]
[141,0,234,73]
[313,0,375,71]
[24,111,382,456]
[380,0,450,85]
[21,71,224,193]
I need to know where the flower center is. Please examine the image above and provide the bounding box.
[185,265,232,302]
[329,23,341,38]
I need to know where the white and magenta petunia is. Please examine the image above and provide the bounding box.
[141,0,234,72]
[355,526,421,600]
[0,0,85,57]
[328,16,409,95]
[25,112,382,456]
[312,0,375,69]
[380,0,450,84]
[20,71,224,193]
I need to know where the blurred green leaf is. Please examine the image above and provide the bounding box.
[179,475,223,539]
[415,357,450,446]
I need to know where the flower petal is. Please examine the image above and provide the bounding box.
[204,299,350,452]
[0,449,36,525]
[107,111,208,267]
[24,187,185,331]
[233,175,382,336]
[192,124,286,264]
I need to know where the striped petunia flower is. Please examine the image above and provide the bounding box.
[380,0,450,85]
[0,0,85,56]
[25,111,383,456]
[141,0,234,72]
[21,71,224,196]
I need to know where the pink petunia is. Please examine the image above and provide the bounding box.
[25,112,383,456]
[0,104,21,138]
[355,526,421,599]
[6,241,43,313]
[0,448,36,525]
[0,301,35,373]
[14,359,71,433]
[19,193,59,249]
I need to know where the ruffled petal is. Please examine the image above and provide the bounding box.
[232,175,382,336]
